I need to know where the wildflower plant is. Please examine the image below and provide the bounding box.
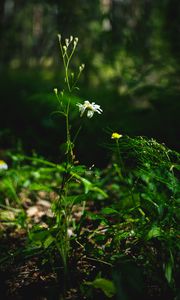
[52,34,104,275]
[111,132,124,179]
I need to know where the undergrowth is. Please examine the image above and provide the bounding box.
[0,34,179,300]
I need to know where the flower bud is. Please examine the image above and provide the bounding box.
[74,37,78,46]
[79,63,85,72]
[54,88,58,95]
[63,45,67,51]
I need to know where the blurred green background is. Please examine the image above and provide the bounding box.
[0,0,179,166]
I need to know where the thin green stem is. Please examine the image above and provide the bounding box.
[58,37,71,92]
[86,256,113,267]
[65,45,77,93]
[116,139,124,179]
[71,70,82,91]
[73,125,82,144]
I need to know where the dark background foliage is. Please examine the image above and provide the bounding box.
[0,0,179,166]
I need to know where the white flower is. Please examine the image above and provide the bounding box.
[76,100,103,118]
[0,160,8,170]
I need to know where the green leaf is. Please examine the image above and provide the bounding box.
[147,225,161,240]
[29,183,52,192]
[164,251,174,284]
[71,171,107,197]
[86,211,107,222]
[80,178,92,194]
[44,235,54,249]
[2,178,19,202]
[62,194,87,205]
[101,207,119,215]
[90,186,108,199]
[165,261,172,284]
[70,165,87,174]
[71,171,91,193]
[85,278,116,298]
[29,227,49,244]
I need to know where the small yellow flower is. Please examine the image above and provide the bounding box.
[111,132,123,140]
[0,160,8,170]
